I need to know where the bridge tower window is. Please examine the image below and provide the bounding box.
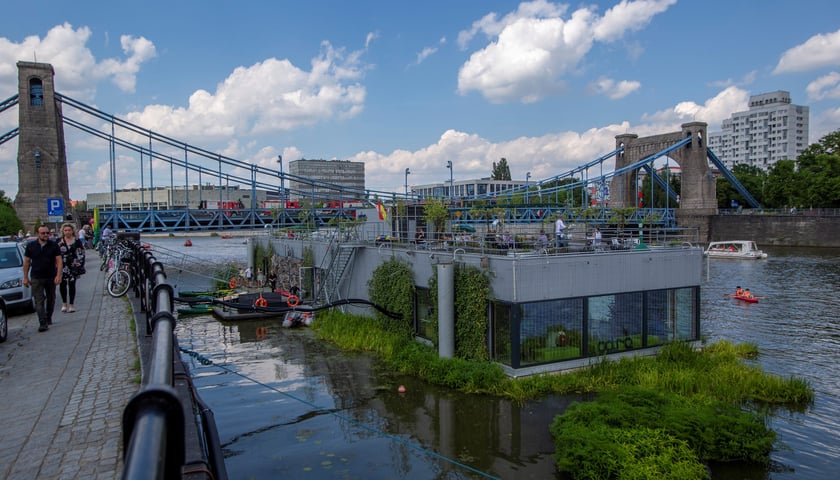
[29,78,44,106]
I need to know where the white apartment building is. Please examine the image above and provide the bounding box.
[708,90,809,170]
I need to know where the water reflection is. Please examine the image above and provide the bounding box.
[167,236,840,479]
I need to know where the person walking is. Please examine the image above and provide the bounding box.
[58,223,86,313]
[555,216,567,248]
[23,225,63,332]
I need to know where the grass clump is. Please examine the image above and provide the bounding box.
[550,387,777,479]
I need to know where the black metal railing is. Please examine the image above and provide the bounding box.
[121,240,227,480]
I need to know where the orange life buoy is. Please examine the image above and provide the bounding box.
[229,278,237,289]
[287,295,300,307]
[254,295,268,308]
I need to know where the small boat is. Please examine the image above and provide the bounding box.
[184,239,193,247]
[220,234,233,239]
[177,305,214,315]
[704,240,767,259]
[733,295,759,303]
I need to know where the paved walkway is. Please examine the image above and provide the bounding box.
[0,266,137,479]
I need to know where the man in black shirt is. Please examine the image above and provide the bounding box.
[23,225,63,332]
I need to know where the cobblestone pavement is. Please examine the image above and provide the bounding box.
[0,265,138,480]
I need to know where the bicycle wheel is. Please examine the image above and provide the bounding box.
[107,269,131,297]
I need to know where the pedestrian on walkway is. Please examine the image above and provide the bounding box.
[555,215,567,248]
[23,225,63,331]
[58,223,86,313]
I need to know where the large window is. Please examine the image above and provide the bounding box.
[519,298,584,366]
[587,293,643,356]
[646,288,697,343]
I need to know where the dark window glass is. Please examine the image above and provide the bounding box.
[519,298,584,366]
[29,79,44,106]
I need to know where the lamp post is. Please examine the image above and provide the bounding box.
[525,171,531,204]
[277,154,284,202]
[446,160,453,204]
[404,167,411,197]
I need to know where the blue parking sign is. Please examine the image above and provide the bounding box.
[47,197,64,221]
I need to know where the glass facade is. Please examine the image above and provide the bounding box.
[488,287,698,368]
[415,287,435,341]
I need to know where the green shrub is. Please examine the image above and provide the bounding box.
[551,387,776,478]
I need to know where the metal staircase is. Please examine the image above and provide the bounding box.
[316,240,358,305]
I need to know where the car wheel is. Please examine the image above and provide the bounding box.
[0,305,7,343]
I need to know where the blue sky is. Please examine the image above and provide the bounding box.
[1,0,839,201]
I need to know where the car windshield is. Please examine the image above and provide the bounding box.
[0,247,23,268]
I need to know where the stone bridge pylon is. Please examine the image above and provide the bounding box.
[14,61,70,231]
[609,122,717,213]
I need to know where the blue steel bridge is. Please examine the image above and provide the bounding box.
[0,91,758,234]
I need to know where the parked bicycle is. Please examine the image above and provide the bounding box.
[101,240,135,297]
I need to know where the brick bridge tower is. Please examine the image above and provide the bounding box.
[14,61,71,231]
[609,122,717,239]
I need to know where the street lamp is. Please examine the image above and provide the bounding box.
[525,171,531,203]
[446,160,453,203]
[277,154,284,202]
[404,167,411,197]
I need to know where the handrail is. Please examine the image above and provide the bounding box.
[121,239,227,480]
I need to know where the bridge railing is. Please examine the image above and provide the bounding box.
[120,239,227,480]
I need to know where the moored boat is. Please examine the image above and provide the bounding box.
[704,240,768,259]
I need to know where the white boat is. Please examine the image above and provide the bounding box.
[704,240,768,259]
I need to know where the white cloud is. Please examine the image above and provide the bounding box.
[806,72,840,101]
[351,122,632,192]
[709,70,758,89]
[588,76,640,99]
[641,86,749,131]
[365,31,379,50]
[456,0,675,103]
[810,106,840,143]
[122,41,369,141]
[593,0,677,42]
[0,23,156,101]
[415,47,438,65]
[413,37,447,66]
[774,28,840,74]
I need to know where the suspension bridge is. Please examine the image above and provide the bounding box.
[1,62,758,235]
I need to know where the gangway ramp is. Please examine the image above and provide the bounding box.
[143,242,238,287]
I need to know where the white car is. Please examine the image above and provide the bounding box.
[0,242,35,314]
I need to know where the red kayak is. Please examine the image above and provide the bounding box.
[733,295,759,303]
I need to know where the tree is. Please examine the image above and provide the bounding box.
[795,130,840,208]
[423,198,450,239]
[0,190,23,235]
[492,158,511,181]
[763,160,797,208]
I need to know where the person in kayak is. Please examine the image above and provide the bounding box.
[742,288,754,298]
[735,286,744,296]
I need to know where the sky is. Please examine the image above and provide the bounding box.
[1,0,839,201]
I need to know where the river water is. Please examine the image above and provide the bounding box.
[156,236,840,479]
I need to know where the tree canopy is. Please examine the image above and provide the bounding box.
[713,130,840,209]
[492,158,511,181]
[0,190,23,235]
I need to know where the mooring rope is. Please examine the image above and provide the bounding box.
[179,346,501,480]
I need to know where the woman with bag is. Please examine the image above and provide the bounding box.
[58,223,86,313]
